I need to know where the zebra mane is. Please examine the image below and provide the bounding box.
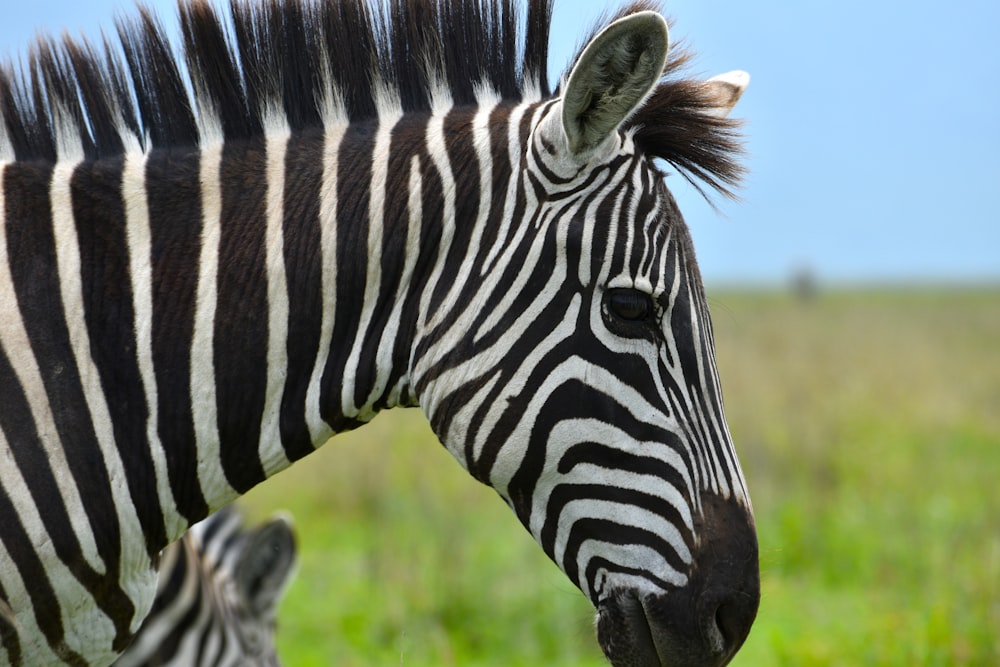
[0,0,742,196]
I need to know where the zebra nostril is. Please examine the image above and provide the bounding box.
[714,598,746,648]
[700,591,756,660]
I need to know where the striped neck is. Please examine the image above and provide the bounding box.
[108,99,524,547]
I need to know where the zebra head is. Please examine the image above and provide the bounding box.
[117,508,298,667]
[414,11,758,667]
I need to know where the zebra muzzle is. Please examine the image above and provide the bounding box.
[596,495,760,667]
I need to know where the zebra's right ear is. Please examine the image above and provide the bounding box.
[234,514,298,617]
[701,70,750,118]
[545,11,669,160]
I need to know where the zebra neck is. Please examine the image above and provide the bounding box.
[0,99,526,553]
[139,101,521,540]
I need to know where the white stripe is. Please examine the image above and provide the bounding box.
[341,110,401,421]
[433,291,580,484]
[418,101,499,347]
[122,152,186,541]
[369,154,423,409]
[582,547,688,601]
[51,101,85,164]
[554,499,690,580]
[481,102,533,272]
[111,544,189,667]
[0,122,12,163]
[685,286,729,498]
[0,170,90,659]
[546,418,694,529]
[259,128,293,476]
[416,110,457,333]
[191,141,237,509]
[0,513,107,665]
[304,122,347,444]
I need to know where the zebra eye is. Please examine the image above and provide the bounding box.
[607,288,653,322]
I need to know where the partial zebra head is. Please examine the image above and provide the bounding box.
[115,507,298,667]
[414,9,759,667]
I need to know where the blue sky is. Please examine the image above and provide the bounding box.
[3,0,998,285]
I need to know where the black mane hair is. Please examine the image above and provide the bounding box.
[0,0,741,195]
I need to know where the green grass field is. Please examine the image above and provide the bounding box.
[240,288,1000,666]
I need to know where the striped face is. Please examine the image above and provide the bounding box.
[418,98,756,587]
[418,103,758,667]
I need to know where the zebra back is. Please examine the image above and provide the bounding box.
[113,508,297,667]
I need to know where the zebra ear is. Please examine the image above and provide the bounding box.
[701,70,750,118]
[234,514,298,616]
[560,11,669,157]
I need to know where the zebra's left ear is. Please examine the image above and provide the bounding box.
[234,514,298,616]
[553,11,669,158]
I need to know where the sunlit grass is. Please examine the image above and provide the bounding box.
[241,287,1000,665]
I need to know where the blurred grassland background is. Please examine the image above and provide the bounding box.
[240,287,1000,666]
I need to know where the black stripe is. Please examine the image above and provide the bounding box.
[584,557,679,604]
[279,129,325,461]
[320,119,375,432]
[215,137,269,492]
[146,147,208,522]
[481,107,535,277]
[388,120,438,410]
[564,520,682,602]
[356,112,434,411]
[4,163,135,650]
[70,159,167,554]
[0,347,80,665]
[424,108,479,319]
[0,485,85,666]
[541,483,692,573]
[474,103,513,259]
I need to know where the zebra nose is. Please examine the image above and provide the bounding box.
[687,493,760,663]
[597,495,759,667]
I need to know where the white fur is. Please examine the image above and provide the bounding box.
[703,70,751,119]
[258,124,294,477]
[190,142,237,510]
[51,102,86,164]
[122,152,186,541]
[0,121,13,162]
[339,110,398,422]
[414,110,458,335]
[303,121,348,445]
[365,153,423,410]
[479,100,534,271]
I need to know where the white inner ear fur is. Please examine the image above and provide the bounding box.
[702,70,750,119]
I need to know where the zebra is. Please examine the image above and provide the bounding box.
[113,507,297,667]
[0,0,759,665]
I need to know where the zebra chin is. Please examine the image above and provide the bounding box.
[594,495,759,667]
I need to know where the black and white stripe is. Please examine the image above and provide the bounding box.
[113,507,296,667]
[0,1,758,665]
